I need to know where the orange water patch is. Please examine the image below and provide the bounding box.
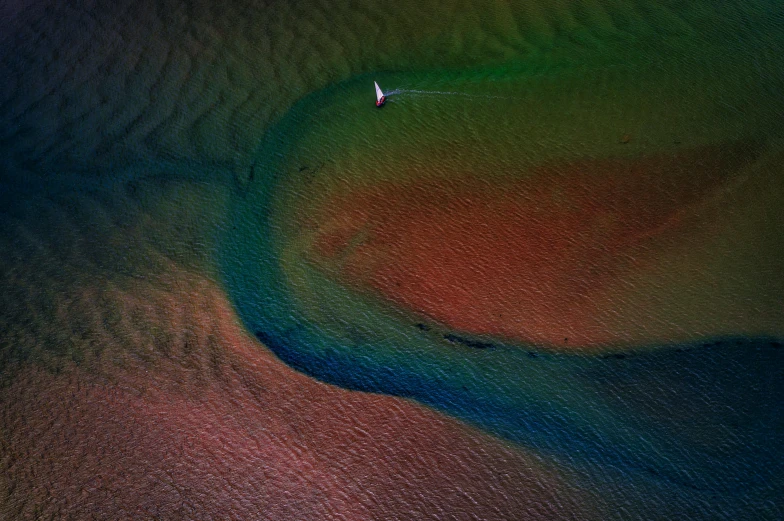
[308,143,757,347]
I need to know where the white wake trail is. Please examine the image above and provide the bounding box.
[390,89,516,100]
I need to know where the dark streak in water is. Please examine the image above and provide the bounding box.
[443,333,495,349]
[254,330,275,347]
[248,323,784,497]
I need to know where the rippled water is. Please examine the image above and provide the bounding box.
[3,0,784,518]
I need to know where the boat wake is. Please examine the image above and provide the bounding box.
[386,88,515,100]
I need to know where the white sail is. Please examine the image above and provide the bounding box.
[374,81,384,102]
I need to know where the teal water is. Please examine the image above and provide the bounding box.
[218,2,784,516]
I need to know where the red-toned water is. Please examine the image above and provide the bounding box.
[310,143,756,346]
[0,275,589,519]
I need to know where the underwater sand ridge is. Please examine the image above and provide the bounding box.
[301,142,766,347]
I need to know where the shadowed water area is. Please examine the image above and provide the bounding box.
[2,0,784,519]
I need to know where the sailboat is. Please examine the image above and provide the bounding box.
[374,81,386,107]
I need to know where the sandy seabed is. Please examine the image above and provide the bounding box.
[2,0,784,518]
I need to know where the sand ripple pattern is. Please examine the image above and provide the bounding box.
[0,181,597,520]
[1,0,784,519]
[2,0,780,183]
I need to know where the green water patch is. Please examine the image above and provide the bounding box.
[220,43,784,509]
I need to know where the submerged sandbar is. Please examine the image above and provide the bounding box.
[305,142,760,347]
